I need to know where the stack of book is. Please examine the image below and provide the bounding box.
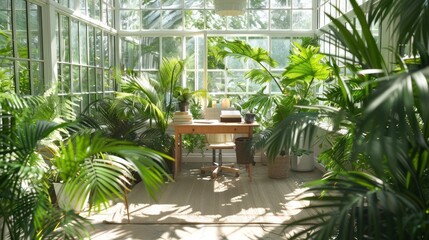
[220,110,242,123]
[173,111,193,124]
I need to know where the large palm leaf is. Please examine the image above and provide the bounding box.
[323,0,387,72]
[368,0,429,66]
[0,120,89,240]
[288,171,427,239]
[283,0,429,237]
[55,133,171,210]
[217,39,282,91]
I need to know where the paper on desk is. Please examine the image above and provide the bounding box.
[220,110,241,118]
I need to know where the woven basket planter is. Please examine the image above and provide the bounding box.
[267,155,292,179]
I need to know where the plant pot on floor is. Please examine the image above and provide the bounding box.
[53,183,89,212]
[291,153,314,172]
[235,137,254,164]
[267,155,292,179]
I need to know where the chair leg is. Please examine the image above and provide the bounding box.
[212,149,216,165]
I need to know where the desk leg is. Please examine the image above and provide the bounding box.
[174,132,180,178]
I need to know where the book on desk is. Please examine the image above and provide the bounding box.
[173,111,193,124]
[220,110,242,123]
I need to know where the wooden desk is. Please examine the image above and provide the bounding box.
[173,120,259,177]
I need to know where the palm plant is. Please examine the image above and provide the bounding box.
[218,39,330,154]
[368,0,429,67]
[118,57,185,155]
[263,0,429,238]
[0,90,171,239]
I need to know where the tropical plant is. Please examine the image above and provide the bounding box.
[118,57,184,155]
[173,86,207,104]
[264,0,429,238]
[0,90,171,239]
[182,99,207,156]
[218,39,330,155]
[368,0,429,67]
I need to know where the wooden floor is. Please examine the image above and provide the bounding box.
[87,162,323,240]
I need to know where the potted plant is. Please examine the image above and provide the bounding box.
[218,39,330,177]
[268,0,429,238]
[0,88,172,239]
[173,86,208,112]
[173,86,193,111]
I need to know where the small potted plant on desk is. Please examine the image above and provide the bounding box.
[173,86,208,112]
[173,86,193,112]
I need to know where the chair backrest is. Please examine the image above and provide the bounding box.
[204,108,235,144]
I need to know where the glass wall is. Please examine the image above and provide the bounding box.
[118,0,315,108]
[1,0,332,113]
[56,0,115,28]
[119,0,314,31]
[56,13,117,112]
[0,0,44,95]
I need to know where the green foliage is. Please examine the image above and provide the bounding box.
[368,0,429,67]
[269,0,429,238]
[182,100,206,155]
[0,90,171,239]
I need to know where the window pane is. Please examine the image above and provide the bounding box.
[142,10,161,29]
[184,0,203,8]
[89,67,96,92]
[16,2,28,59]
[60,16,70,62]
[185,71,196,91]
[60,64,71,94]
[184,10,204,30]
[82,66,88,92]
[205,10,226,30]
[29,4,42,60]
[70,20,79,63]
[121,38,140,70]
[270,0,291,8]
[162,37,181,58]
[31,62,44,95]
[207,71,224,92]
[250,0,268,8]
[227,71,246,93]
[271,9,290,29]
[161,10,182,29]
[228,15,247,30]
[72,66,81,93]
[292,10,312,30]
[162,0,182,8]
[271,37,291,68]
[80,23,88,64]
[248,10,268,29]
[95,30,102,66]
[141,0,161,8]
[141,37,159,69]
[96,68,103,91]
[292,0,312,8]
[121,10,140,30]
[18,61,30,95]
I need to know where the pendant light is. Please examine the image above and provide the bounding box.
[214,0,246,16]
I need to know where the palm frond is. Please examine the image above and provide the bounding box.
[323,0,387,72]
[368,0,429,66]
[289,172,427,239]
